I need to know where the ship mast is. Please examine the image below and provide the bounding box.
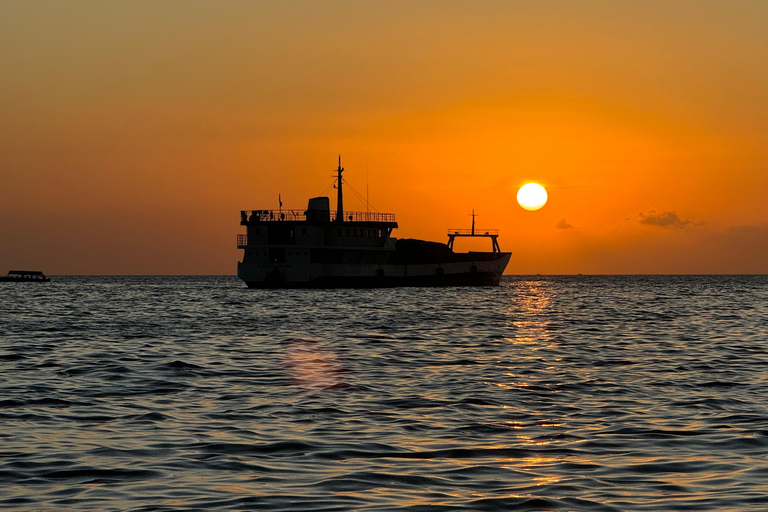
[335,155,344,222]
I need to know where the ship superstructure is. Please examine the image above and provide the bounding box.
[237,158,510,288]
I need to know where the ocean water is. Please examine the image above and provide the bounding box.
[1,275,768,511]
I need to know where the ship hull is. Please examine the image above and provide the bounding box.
[237,254,511,288]
[241,272,502,288]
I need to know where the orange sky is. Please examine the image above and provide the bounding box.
[2,1,767,274]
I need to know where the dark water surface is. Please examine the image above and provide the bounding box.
[2,275,768,511]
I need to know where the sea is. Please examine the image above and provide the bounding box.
[1,275,767,511]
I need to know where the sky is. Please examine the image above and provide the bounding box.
[1,1,767,274]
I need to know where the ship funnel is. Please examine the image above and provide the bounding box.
[305,196,330,222]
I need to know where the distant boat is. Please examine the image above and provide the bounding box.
[0,270,50,282]
[236,157,511,288]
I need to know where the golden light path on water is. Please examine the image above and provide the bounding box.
[498,280,565,499]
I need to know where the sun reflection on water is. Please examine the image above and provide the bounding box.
[506,279,554,349]
[491,280,570,494]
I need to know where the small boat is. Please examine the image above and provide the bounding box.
[0,270,51,282]
[236,158,511,288]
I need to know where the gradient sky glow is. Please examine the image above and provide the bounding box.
[2,1,767,274]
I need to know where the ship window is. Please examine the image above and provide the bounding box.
[302,227,307,235]
[337,229,341,236]
[346,228,350,236]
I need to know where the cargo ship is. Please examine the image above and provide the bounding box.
[237,158,511,288]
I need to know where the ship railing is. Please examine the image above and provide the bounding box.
[241,210,395,223]
[241,210,306,222]
[447,228,499,235]
[237,234,248,247]
[341,211,396,223]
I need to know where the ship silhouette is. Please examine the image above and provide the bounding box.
[237,158,510,288]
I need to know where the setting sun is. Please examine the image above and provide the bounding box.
[517,183,548,211]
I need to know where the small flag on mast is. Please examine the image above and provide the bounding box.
[279,194,282,207]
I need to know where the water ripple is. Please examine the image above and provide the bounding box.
[1,275,767,510]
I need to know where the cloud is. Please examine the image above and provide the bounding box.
[556,218,574,229]
[634,210,700,229]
